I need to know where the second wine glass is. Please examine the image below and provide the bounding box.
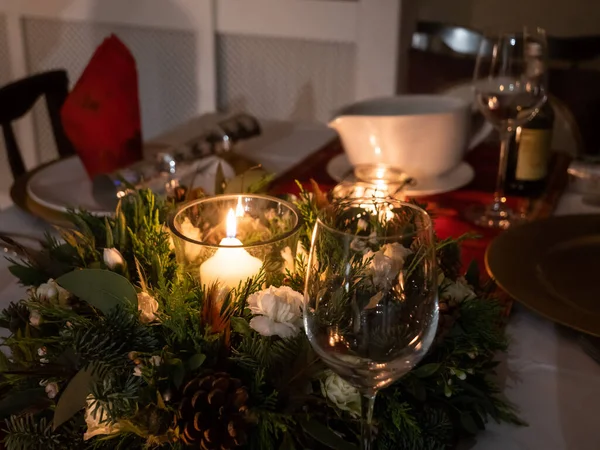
[303,198,438,449]
[468,27,548,229]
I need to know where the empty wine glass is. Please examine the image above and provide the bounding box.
[303,198,438,449]
[467,27,548,229]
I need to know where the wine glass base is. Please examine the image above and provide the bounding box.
[464,204,524,230]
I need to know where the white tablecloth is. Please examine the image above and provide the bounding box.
[1,157,600,449]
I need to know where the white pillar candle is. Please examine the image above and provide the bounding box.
[199,208,262,289]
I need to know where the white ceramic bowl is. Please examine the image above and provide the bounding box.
[329,95,474,179]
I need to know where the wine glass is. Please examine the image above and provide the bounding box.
[303,198,438,449]
[467,27,548,229]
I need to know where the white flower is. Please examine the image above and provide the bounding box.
[320,371,360,417]
[133,366,143,377]
[281,246,294,274]
[45,382,59,399]
[363,243,412,289]
[29,310,41,327]
[441,277,476,303]
[36,279,70,306]
[247,286,303,338]
[103,248,125,270]
[357,218,368,231]
[149,356,162,367]
[137,292,159,324]
[84,395,120,440]
[37,347,47,357]
[180,217,203,260]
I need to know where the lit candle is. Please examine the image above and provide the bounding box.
[199,208,262,289]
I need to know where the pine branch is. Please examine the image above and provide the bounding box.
[3,413,85,450]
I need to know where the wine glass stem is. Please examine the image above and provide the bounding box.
[360,393,376,450]
[492,129,512,211]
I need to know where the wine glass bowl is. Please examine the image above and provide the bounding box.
[303,198,438,448]
[468,27,548,229]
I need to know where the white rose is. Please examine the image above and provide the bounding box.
[363,243,412,289]
[320,371,361,417]
[441,277,476,303]
[247,286,303,338]
[180,217,202,261]
[103,248,125,270]
[36,279,70,306]
[45,382,59,399]
[29,310,42,327]
[84,395,120,440]
[137,292,159,324]
[133,365,143,377]
[357,218,368,231]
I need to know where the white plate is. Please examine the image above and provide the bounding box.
[26,156,114,216]
[326,153,474,196]
[443,82,494,150]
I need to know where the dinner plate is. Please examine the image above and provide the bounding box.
[486,214,600,337]
[26,156,113,216]
[326,153,474,196]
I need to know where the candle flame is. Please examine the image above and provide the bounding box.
[226,208,237,238]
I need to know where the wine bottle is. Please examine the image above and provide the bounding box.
[505,42,554,198]
[505,103,554,197]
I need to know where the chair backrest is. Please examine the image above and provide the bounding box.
[213,0,409,122]
[413,22,600,68]
[0,70,75,178]
[0,0,215,171]
[412,21,489,57]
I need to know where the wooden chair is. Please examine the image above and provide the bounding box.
[413,21,600,69]
[0,70,75,178]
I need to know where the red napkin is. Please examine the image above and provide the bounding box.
[61,35,143,179]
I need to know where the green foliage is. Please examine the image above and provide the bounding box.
[3,413,85,450]
[0,187,520,449]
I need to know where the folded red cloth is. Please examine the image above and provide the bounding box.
[61,35,143,179]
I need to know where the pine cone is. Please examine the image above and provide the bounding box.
[178,372,250,449]
[434,296,461,345]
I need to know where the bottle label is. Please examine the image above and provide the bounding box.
[515,128,552,181]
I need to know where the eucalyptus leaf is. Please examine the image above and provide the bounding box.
[57,269,137,315]
[172,359,185,388]
[230,317,252,336]
[53,367,95,430]
[412,363,441,378]
[300,419,358,450]
[186,353,206,372]
[0,387,49,419]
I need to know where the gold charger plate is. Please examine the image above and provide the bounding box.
[486,214,600,337]
[10,159,74,228]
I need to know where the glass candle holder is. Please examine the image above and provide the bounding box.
[168,194,303,290]
[332,164,413,201]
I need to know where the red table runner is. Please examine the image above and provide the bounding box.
[270,138,571,276]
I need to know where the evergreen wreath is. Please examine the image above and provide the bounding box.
[0,185,522,450]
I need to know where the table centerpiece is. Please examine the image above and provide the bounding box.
[0,179,521,449]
